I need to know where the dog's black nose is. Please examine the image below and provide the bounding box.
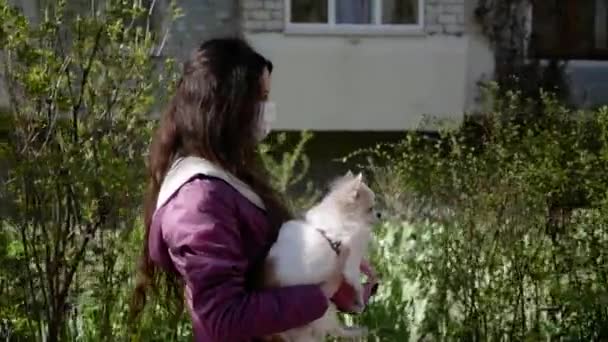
[376,212,382,219]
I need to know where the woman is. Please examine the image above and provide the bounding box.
[132,38,375,341]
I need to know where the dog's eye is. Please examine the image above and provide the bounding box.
[368,207,374,213]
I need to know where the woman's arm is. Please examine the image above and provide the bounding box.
[162,178,328,340]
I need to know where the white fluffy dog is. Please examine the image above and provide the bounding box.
[263,171,378,342]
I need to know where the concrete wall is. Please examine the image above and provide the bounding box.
[249,33,469,131]
[243,0,494,131]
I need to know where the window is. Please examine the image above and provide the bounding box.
[286,0,424,34]
[531,0,608,60]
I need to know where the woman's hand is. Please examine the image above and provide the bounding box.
[320,247,350,298]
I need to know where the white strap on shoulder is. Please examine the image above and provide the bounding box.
[156,156,266,211]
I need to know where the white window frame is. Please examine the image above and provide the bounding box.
[285,0,425,36]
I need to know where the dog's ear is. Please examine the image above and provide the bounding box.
[349,173,363,200]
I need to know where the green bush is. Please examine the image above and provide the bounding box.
[260,130,320,213]
[0,0,180,340]
[351,84,608,341]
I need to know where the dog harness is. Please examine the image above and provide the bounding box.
[316,229,342,255]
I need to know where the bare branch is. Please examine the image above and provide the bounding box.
[146,0,158,37]
[154,27,170,57]
[72,26,104,143]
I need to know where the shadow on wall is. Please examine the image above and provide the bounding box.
[275,131,405,192]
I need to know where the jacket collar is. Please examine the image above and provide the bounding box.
[156,156,266,211]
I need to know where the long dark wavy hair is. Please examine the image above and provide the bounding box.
[130,37,291,320]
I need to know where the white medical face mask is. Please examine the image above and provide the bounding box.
[256,101,277,142]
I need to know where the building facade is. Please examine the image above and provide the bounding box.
[241,0,493,131]
[5,1,608,129]
[4,0,608,183]
[1,0,494,132]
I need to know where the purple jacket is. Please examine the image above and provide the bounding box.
[148,176,328,341]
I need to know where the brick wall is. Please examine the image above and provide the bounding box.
[425,0,465,35]
[243,0,284,32]
[242,0,466,36]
